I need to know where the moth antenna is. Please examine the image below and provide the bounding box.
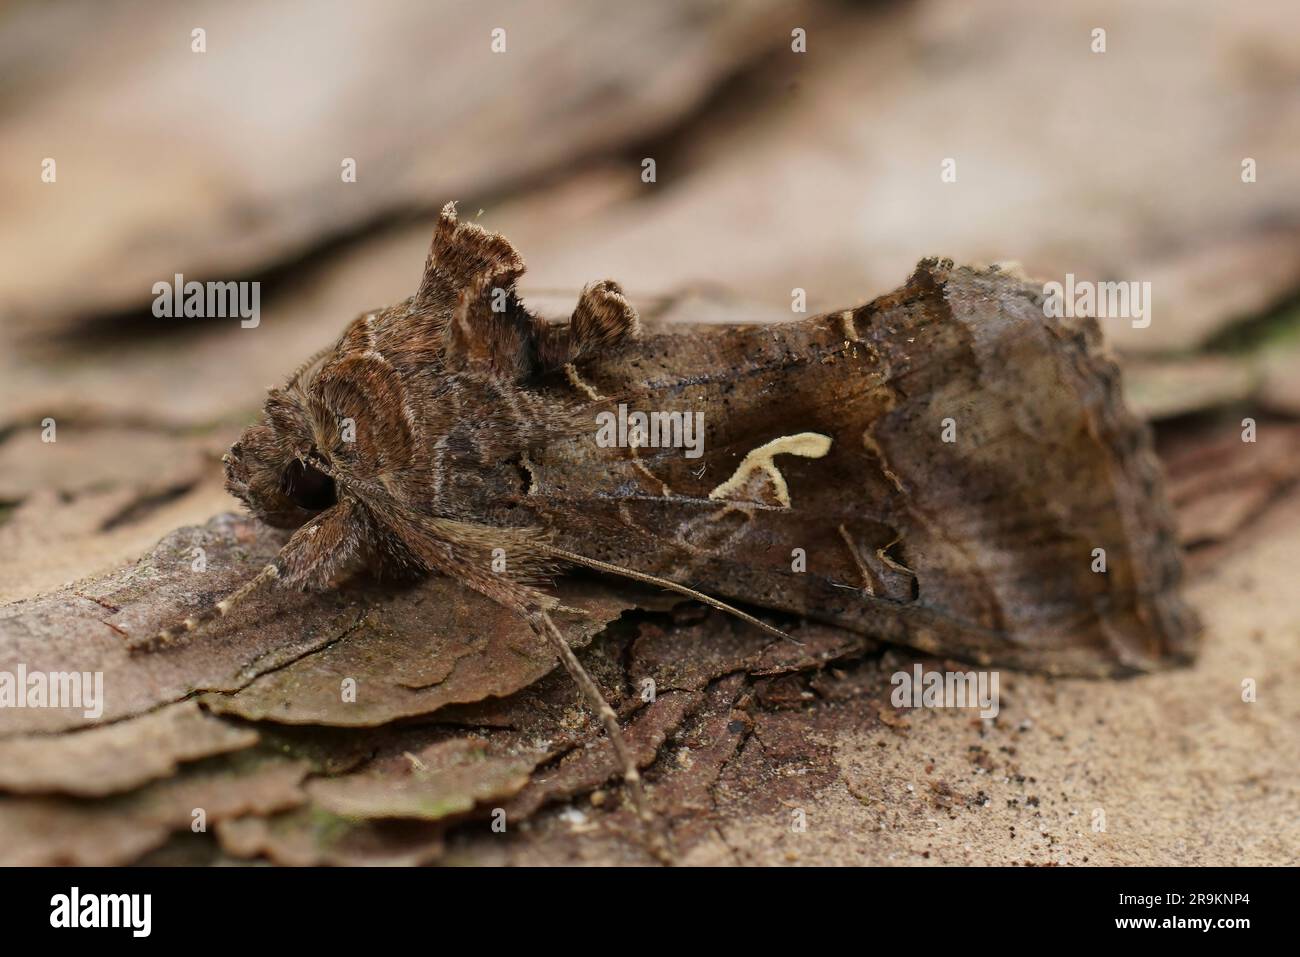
[285,343,336,389]
[528,606,672,865]
[537,544,802,646]
[128,563,280,653]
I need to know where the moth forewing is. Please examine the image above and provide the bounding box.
[521,261,1198,678]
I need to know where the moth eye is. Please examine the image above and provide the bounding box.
[280,459,336,512]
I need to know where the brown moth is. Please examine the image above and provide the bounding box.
[142,202,1197,852]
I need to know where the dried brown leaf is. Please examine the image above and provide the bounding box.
[305,737,544,821]
[0,701,257,797]
[216,807,445,867]
[0,752,307,866]
[201,579,636,727]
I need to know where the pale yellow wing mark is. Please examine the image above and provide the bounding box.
[709,432,832,508]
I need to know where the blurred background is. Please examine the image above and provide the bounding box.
[2,0,1299,598]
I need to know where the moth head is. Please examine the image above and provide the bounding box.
[223,391,337,528]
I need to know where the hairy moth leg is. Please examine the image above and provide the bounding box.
[130,562,281,652]
[374,504,671,861]
[131,500,364,652]
[528,605,672,864]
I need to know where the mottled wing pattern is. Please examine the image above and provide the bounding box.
[518,262,1199,677]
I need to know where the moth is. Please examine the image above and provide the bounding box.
[144,203,1198,855]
